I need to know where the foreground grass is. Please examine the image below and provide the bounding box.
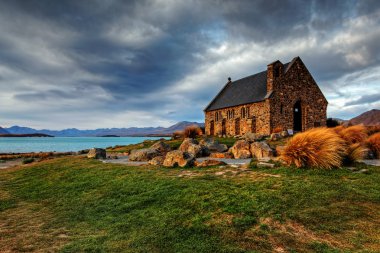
[0,157,379,252]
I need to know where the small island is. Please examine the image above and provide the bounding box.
[100,135,120,137]
[0,133,54,137]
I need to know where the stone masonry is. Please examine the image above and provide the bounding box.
[204,57,328,136]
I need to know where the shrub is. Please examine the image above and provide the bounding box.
[280,128,346,169]
[333,125,345,134]
[339,125,368,144]
[272,126,283,133]
[367,125,380,136]
[326,118,340,128]
[367,132,380,158]
[22,158,35,164]
[172,130,184,140]
[343,143,367,165]
[183,125,203,139]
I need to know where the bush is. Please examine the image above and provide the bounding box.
[172,130,184,140]
[367,125,380,136]
[272,126,283,133]
[22,158,35,164]
[280,128,346,169]
[343,143,367,165]
[367,132,380,158]
[183,125,203,139]
[339,125,368,144]
[326,118,340,128]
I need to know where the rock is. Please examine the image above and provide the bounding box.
[150,141,171,153]
[353,169,370,174]
[196,159,227,167]
[269,133,282,141]
[163,150,195,167]
[257,162,275,168]
[210,152,234,159]
[280,130,289,138]
[230,140,252,159]
[250,141,274,159]
[179,138,208,157]
[129,148,160,161]
[87,148,106,159]
[148,156,165,166]
[243,132,256,142]
[199,138,228,153]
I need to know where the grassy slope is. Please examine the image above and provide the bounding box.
[0,157,379,252]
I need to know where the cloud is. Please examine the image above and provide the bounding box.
[0,0,379,128]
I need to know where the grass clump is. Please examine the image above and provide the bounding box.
[183,125,203,138]
[280,128,346,169]
[367,132,380,158]
[22,158,35,164]
[339,125,368,144]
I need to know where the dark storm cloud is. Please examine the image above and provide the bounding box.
[345,94,380,106]
[0,0,379,128]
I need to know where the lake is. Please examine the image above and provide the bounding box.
[0,137,168,153]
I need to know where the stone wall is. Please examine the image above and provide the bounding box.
[204,100,271,136]
[205,57,328,136]
[269,57,328,132]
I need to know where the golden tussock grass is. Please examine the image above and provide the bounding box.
[272,126,283,133]
[183,125,203,138]
[339,125,368,144]
[280,128,346,169]
[344,143,367,164]
[366,132,380,158]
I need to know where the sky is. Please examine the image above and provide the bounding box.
[0,0,379,130]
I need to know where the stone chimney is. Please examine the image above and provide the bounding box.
[267,60,283,92]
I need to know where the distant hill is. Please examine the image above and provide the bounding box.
[4,121,205,137]
[0,127,9,134]
[347,109,380,126]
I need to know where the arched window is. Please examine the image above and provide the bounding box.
[280,104,283,114]
[241,108,245,118]
[246,107,250,118]
[215,112,219,121]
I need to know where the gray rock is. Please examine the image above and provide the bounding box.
[148,156,165,166]
[280,130,289,138]
[150,141,171,153]
[257,162,275,168]
[199,138,228,153]
[250,141,274,159]
[163,150,195,167]
[129,148,160,161]
[269,133,282,141]
[87,148,106,159]
[230,140,252,159]
[179,138,208,157]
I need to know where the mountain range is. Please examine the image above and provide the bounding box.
[346,109,380,126]
[2,121,205,137]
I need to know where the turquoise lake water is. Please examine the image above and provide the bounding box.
[0,137,168,153]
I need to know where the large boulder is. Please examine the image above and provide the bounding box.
[163,150,195,167]
[179,138,208,157]
[250,141,274,159]
[196,159,227,167]
[129,148,160,161]
[148,156,165,166]
[243,132,257,142]
[230,140,252,159]
[199,138,228,153]
[150,141,171,153]
[87,148,106,159]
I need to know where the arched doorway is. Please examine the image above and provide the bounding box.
[222,119,226,136]
[293,100,302,132]
[210,121,214,136]
[251,117,256,133]
[235,118,240,135]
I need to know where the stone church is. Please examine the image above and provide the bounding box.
[204,56,328,136]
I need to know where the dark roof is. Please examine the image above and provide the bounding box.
[205,61,291,111]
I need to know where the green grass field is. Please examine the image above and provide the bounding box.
[0,157,379,252]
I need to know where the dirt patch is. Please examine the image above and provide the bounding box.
[0,159,23,170]
[0,201,70,252]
